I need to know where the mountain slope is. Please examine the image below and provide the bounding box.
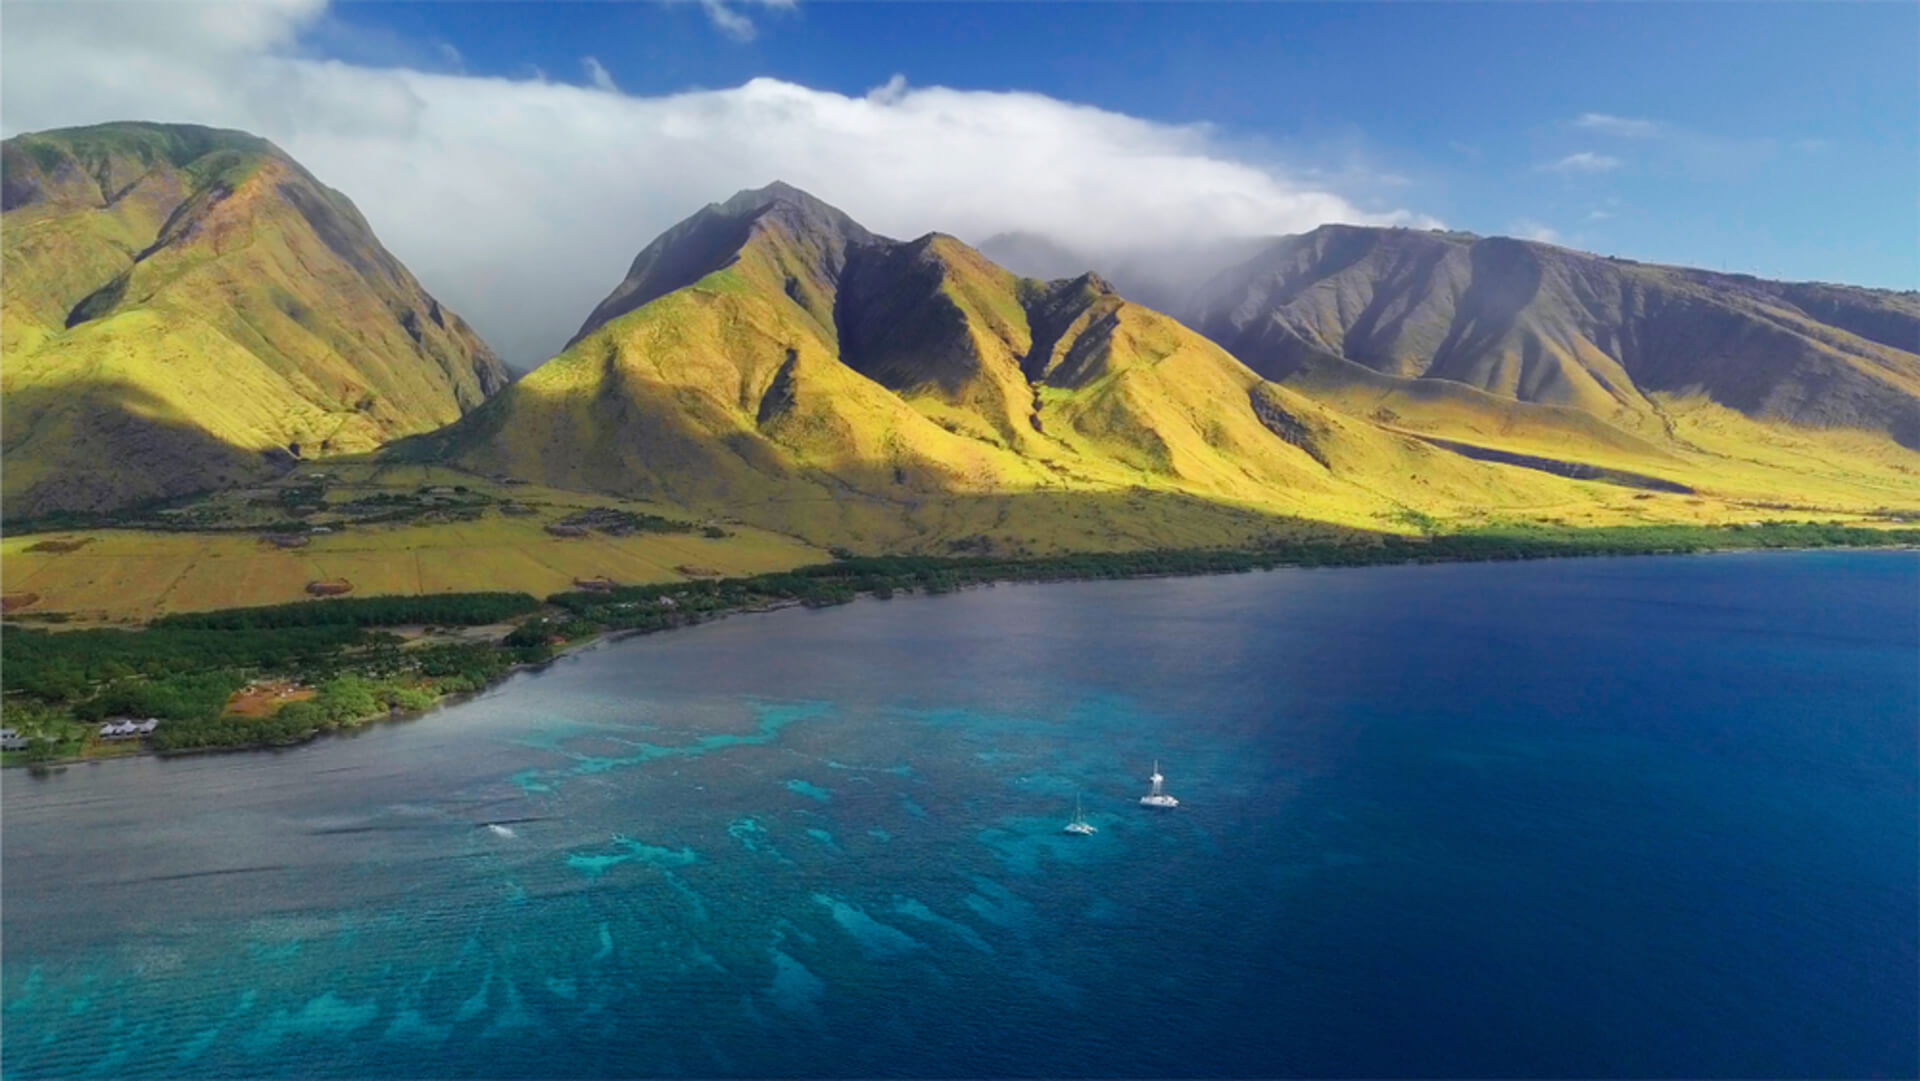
[1180,224,1920,441]
[1,122,508,516]
[985,222,1920,512]
[406,184,1669,551]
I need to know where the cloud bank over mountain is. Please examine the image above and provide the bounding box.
[1,0,1429,365]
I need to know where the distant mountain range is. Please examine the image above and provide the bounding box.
[1,123,505,516]
[1188,226,1919,434]
[5,123,1917,545]
[403,182,1920,547]
[985,225,1920,439]
[397,182,1619,548]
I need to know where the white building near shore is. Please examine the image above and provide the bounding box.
[98,719,161,741]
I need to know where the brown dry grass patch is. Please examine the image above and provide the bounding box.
[225,680,316,718]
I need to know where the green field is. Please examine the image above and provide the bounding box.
[1,463,823,624]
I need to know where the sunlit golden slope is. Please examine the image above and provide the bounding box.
[1,123,508,516]
[401,184,1718,551]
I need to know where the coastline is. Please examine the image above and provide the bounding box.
[7,537,1916,772]
[8,598,814,770]
[10,539,1913,1081]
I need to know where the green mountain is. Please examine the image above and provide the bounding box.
[1,122,507,517]
[406,184,1734,552]
[986,222,1920,515]
[1183,224,1920,426]
[6,155,1912,563]
[1172,225,1920,493]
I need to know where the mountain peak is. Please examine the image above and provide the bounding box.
[569,182,881,345]
[717,179,817,213]
[1,122,506,516]
[3,121,280,214]
[715,181,877,247]
[1078,271,1116,294]
[11,120,276,165]
[1183,219,1920,437]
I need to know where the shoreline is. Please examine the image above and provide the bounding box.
[8,541,1915,772]
[9,597,816,771]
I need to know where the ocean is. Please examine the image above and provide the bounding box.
[4,551,1916,1078]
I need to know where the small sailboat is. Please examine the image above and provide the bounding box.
[1140,760,1179,808]
[1064,792,1097,835]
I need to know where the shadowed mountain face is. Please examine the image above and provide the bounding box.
[408,183,1920,552]
[1,122,509,516]
[1177,225,1920,441]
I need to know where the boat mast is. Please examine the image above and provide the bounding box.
[1149,760,1164,797]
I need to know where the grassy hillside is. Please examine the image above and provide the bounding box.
[1184,226,1920,421]
[1,123,508,516]
[0,463,822,624]
[1180,225,1920,458]
[9,172,1912,615]
[398,184,1920,553]
[982,222,1920,518]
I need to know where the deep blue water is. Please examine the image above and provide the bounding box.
[4,552,1916,1079]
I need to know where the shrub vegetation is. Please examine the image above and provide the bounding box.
[4,524,1911,762]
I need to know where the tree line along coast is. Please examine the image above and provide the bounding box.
[5,520,1913,766]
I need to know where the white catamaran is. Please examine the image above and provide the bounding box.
[1064,792,1097,835]
[1140,761,1179,808]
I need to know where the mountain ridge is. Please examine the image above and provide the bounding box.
[398,181,1908,553]
[8,153,1916,547]
[567,181,878,349]
[987,222,1920,443]
[1,121,509,516]
[1182,224,1920,426]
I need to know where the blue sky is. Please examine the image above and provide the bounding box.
[321,1,1918,290]
[7,1,1910,362]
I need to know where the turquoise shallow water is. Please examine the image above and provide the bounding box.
[3,552,1916,1078]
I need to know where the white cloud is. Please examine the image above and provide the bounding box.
[866,73,909,105]
[699,0,756,41]
[582,56,617,93]
[1,0,1433,366]
[1587,208,1613,221]
[1542,151,1623,174]
[1569,112,1784,178]
[1574,112,1659,138]
[692,0,793,41]
[1509,219,1561,244]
